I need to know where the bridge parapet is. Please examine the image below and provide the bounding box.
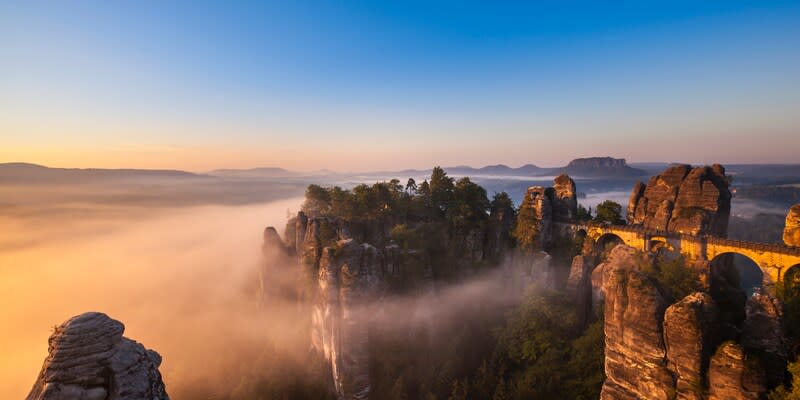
[704,236,800,256]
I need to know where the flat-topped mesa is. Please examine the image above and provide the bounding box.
[784,204,800,247]
[627,164,731,236]
[26,312,169,400]
[563,157,647,177]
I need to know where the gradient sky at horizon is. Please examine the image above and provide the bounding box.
[1,1,799,172]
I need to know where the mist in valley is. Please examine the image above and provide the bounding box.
[0,179,535,399]
[0,170,795,399]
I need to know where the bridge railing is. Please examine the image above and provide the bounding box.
[705,236,800,256]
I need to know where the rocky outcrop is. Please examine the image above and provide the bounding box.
[597,246,781,400]
[707,342,765,400]
[314,239,385,400]
[485,197,515,262]
[742,291,786,388]
[567,235,599,325]
[552,174,578,222]
[784,204,800,247]
[516,174,579,253]
[519,186,554,251]
[627,164,731,236]
[26,312,168,400]
[664,293,719,400]
[599,246,674,400]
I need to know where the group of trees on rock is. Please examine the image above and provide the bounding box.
[302,167,495,229]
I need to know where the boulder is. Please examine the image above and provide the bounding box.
[26,312,169,400]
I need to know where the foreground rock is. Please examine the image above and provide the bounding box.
[707,342,765,400]
[627,164,731,236]
[599,246,674,400]
[27,312,169,400]
[784,204,800,247]
[664,293,719,400]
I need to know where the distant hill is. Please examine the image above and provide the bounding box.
[208,167,295,178]
[363,159,646,179]
[0,163,206,184]
[445,164,544,176]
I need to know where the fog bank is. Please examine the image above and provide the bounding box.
[0,197,303,398]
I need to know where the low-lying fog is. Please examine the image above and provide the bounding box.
[0,195,303,398]
[0,174,791,398]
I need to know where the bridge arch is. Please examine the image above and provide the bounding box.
[709,252,765,328]
[596,233,624,259]
[709,252,765,294]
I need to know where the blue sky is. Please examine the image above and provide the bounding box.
[1,1,799,171]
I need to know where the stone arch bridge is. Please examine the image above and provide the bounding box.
[558,223,800,286]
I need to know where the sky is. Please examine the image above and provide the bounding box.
[1,1,799,172]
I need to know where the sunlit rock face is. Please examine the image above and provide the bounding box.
[627,164,731,236]
[664,292,719,400]
[316,240,385,400]
[784,204,800,247]
[26,312,169,400]
[552,173,578,222]
[707,342,765,400]
[599,246,674,400]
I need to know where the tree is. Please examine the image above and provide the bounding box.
[490,192,515,214]
[303,184,332,215]
[593,200,624,225]
[418,179,431,197]
[769,360,800,400]
[447,177,490,230]
[429,167,454,212]
[406,178,418,195]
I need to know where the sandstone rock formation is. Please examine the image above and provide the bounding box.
[26,312,169,400]
[627,164,731,236]
[485,196,515,262]
[742,291,786,388]
[315,239,385,400]
[516,174,579,253]
[597,246,778,400]
[664,292,719,400]
[519,186,554,251]
[599,245,674,400]
[784,204,800,247]
[707,342,765,400]
[552,174,578,222]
